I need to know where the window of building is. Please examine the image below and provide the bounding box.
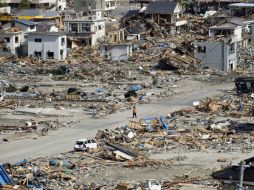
[3,47,8,52]
[35,38,42,42]
[4,37,10,43]
[111,1,115,6]
[81,23,91,32]
[229,43,236,54]
[47,51,54,59]
[60,49,64,59]
[61,38,65,45]
[198,46,206,53]
[15,36,19,43]
[98,25,103,30]
[34,51,42,58]
[70,23,78,32]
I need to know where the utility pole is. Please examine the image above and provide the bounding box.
[238,161,250,190]
[239,161,245,187]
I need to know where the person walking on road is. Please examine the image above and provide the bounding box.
[132,105,137,118]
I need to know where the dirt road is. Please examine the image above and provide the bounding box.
[0,82,233,163]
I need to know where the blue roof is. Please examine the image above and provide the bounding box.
[15,19,36,26]
[0,165,14,186]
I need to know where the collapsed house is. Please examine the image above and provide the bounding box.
[146,1,187,35]
[204,11,229,26]
[209,20,254,48]
[105,20,125,43]
[230,18,254,46]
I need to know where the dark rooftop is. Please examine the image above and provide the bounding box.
[146,1,179,14]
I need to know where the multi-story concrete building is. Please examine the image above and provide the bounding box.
[28,32,67,60]
[0,30,24,55]
[63,10,105,46]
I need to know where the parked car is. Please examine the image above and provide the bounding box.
[74,139,97,151]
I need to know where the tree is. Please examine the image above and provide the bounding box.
[19,0,30,9]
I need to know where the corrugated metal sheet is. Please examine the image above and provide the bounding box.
[0,165,14,186]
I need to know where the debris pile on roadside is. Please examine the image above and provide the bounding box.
[3,89,254,189]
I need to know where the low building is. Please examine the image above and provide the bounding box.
[100,44,132,61]
[146,1,187,35]
[209,19,254,48]
[3,19,37,34]
[212,156,254,190]
[230,18,254,46]
[63,10,106,47]
[229,3,254,17]
[28,32,67,60]
[194,39,237,71]
[209,22,242,43]
[0,29,25,55]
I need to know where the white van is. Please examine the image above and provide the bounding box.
[74,139,97,151]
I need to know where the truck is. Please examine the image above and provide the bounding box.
[74,139,97,151]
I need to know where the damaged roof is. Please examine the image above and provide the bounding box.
[147,1,178,14]
[123,10,139,19]
[210,22,241,30]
